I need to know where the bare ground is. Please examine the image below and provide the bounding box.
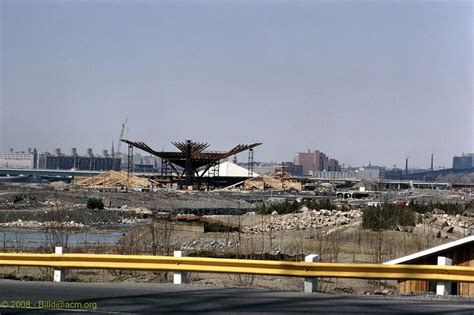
[0,183,470,295]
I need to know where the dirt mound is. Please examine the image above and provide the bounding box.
[74,171,157,189]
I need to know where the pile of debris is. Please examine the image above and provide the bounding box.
[0,219,85,229]
[50,181,69,191]
[243,175,301,191]
[420,209,474,235]
[181,237,234,252]
[73,171,157,190]
[243,208,362,234]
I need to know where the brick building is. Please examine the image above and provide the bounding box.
[293,149,340,176]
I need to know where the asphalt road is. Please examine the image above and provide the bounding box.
[0,280,473,314]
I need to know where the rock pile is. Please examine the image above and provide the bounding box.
[0,219,85,228]
[181,238,234,251]
[421,211,474,235]
[0,207,149,227]
[243,208,362,234]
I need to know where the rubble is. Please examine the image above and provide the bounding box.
[420,212,474,236]
[243,209,363,234]
[181,238,234,252]
[0,219,85,228]
[243,175,301,191]
[396,225,414,233]
[432,208,446,215]
[443,226,454,233]
[462,210,474,217]
[0,207,150,227]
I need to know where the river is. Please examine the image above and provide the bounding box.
[0,228,124,249]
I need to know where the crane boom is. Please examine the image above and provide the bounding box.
[117,118,128,156]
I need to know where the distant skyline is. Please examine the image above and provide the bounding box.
[1,1,472,169]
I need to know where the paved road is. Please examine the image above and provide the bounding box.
[0,280,473,314]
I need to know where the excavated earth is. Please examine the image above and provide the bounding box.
[0,183,255,227]
[0,182,473,295]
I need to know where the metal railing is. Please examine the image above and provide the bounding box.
[1,252,473,283]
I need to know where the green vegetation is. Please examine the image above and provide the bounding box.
[362,203,415,231]
[406,201,465,215]
[301,198,337,211]
[87,198,104,210]
[255,200,299,215]
[362,200,472,231]
[13,193,35,203]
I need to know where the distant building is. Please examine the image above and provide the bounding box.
[293,150,315,175]
[239,161,302,177]
[355,167,380,180]
[122,152,161,171]
[453,153,474,169]
[312,171,356,179]
[380,168,403,180]
[329,159,340,172]
[0,149,37,169]
[293,149,341,175]
[250,162,274,175]
[283,162,303,176]
[38,148,121,171]
[131,164,152,173]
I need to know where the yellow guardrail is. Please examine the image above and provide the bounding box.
[0,253,473,282]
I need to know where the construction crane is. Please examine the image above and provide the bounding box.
[116,118,128,157]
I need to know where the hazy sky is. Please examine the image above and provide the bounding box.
[1,0,472,169]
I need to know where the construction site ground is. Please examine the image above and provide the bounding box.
[0,182,472,295]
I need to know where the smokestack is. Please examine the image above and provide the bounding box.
[431,154,434,171]
[405,158,408,174]
[86,148,93,157]
[54,148,61,156]
[71,148,78,156]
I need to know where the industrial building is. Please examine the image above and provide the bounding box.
[355,167,380,180]
[242,162,303,177]
[0,149,37,169]
[37,148,121,171]
[311,171,356,179]
[453,153,474,169]
[293,149,341,175]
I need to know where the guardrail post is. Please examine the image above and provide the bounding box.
[436,256,452,295]
[53,246,65,282]
[173,250,187,284]
[304,254,319,292]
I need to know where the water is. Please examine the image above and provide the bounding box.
[0,229,124,248]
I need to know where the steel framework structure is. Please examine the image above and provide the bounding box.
[121,139,261,188]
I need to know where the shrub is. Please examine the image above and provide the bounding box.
[13,193,35,203]
[255,200,299,215]
[87,198,104,210]
[407,201,464,215]
[363,203,415,231]
[302,198,337,211]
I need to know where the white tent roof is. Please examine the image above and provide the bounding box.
[199,161,259,177]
